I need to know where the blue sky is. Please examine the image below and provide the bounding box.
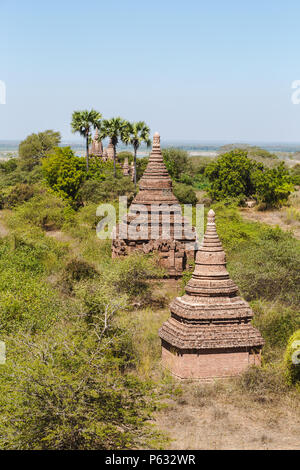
[1,0,300,142]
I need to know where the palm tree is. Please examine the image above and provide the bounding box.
[99,117,129,178]
[124,121,151,188]
[71,109,102,172]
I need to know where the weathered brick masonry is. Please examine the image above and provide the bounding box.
[159,209,264,380]
[112,133,197,277]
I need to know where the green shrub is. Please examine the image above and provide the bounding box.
[60,258,99,293]
[8,192,75,231]
[42,147,86,204]
[117,151,133,164]
[5,183,38,208]
[173,182,198,205]
[0,158,18,173]
[0,163,43,189]
[0,321,160,449]
[0,234,64,334]
[19,130,61,168]
[64,258,98,281]
[162,148,190,181]
[205,150,259,202]
[211,203,261,251]
[251,302,300,362]
[205,151,293,208]
[290,164,300,186]
[179,173,193,185]
[74,202,102,229]
[136,157,148,181]
[252,162,293,208]
[228,232,300,307]
[107,253,163,303]
[284,330,300,385]
[79,177,135,204]
[237,365,288,396]
[192,173,210,190]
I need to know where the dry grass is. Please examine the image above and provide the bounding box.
[130,284,300,450]
[154,374,300,449]
[240,189,300,240]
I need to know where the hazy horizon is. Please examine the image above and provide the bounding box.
[1,1,300,142]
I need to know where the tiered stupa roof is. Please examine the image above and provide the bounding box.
[159,209,264,351]
[124,132,195,242]
[133,132,178,206]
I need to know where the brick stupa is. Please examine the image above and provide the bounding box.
[112,132,197,277]
[159,209,264,379]
[122,157,130,176]
[90,128,103,157]
[106,140,114,160]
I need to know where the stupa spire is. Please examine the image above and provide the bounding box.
[186,209,238,297]
[134,132,178,205]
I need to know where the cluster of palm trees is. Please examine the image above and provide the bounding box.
[71,109,151,187]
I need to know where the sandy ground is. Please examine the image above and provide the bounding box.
[154,383,300,450]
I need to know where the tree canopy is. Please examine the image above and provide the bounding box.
[71,109,102,172]
[18,130,61,168]
[205,150,294,207]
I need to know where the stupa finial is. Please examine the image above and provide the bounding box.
[207,209,215,220]
[152,132,161,152]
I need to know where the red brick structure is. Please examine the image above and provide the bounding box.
[112,133,197,277]
[159,209,264,380]
[122,157,130,176]
[90,128,103,157]
[106,140,114,161]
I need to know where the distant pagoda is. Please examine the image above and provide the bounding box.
[159,209,264,379]
[106,140,114,160]
[122,157,130,176]
[130,161,135,182]
[112,132,197,277]
[90,128,103,157]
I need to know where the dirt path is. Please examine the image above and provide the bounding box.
[45,230,74,243]
[0,213,9,237]
[154,385,300,450]
[239,207,300,240]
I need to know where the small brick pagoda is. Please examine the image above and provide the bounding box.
[122,157,130,176]
[90,128,103,157]
[112,132,197,277]
[106,140,114,160]
[159,209,264,379]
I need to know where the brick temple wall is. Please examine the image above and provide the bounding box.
[161,345,261,380]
